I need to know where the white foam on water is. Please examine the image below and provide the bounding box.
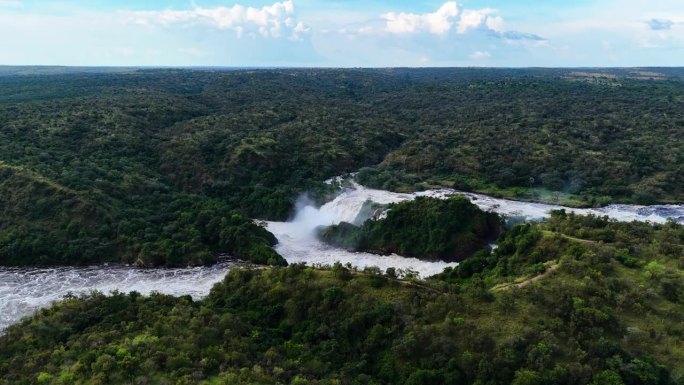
[266,182,683,279]
[456,191,684,224]
[319,183,414,224]
[267,183,459,279]
[0,262,235,331]
[266,221,456,279]
[2,182,682,331]
[323,182,684,224]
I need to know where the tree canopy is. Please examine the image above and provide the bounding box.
[1,68,682,266]
[318,196,502,262]
[1,214,683,384]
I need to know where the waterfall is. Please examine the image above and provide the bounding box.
[266,181,684,284]
[3,181,682,331]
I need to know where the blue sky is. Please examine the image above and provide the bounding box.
[0,0,682,67]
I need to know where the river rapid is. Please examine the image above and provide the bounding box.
[265,182,684,278]
[0,263,237,331]
[2,182,683,330]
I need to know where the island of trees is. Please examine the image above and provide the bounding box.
[318,196,502,262]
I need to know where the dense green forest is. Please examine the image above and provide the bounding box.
[1,67,683,266]
[1,214,682,384]
[318,196,502,262]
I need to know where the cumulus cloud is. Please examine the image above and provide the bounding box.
[382,2,459,35]
[380,2,503,36]
[380,1,539,41]
[457,8,499,34]
[486,15,504,32]
[127,0,309,40]
[646,18,674,30]
[381,1,458,35]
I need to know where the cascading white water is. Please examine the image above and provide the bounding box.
[0,262,236,331]
[266,183,460,279]
[455,191,684,224]
[318,183,414,223]
[320,182,684,224]
[2,181,682,331]
[266,182,684,281]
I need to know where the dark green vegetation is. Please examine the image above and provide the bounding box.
[318,196,502,262]
[1,67,683,266]
[2,214,683,384]
[0,161,285,267]
[352,69,684,207]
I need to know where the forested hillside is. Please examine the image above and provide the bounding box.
[1,68,683,266]
[1,215,682,384]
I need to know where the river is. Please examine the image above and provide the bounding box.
[265,182,684,278]
[0,262,237,331]
[1,182,683,330]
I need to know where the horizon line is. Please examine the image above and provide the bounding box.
[1,65,683,70]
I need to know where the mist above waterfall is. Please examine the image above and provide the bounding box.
[288,193,337,239]
[3,181,682,331]
[286,183,413,240]
[265,183,461,279]
[266,181,684,280]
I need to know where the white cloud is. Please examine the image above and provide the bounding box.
[469,50,490,59]
[4,0,682,67]
[382,2,459,35]
[458,8,495,34]
[127,0,309,40]
[486,15,504,32]
[292,21,310,40]
[381,2,513,37]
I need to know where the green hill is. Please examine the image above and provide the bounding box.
[0,163,116,265]
[0,162,284,267]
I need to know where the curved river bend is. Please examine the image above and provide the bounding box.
[2,183,683,330]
